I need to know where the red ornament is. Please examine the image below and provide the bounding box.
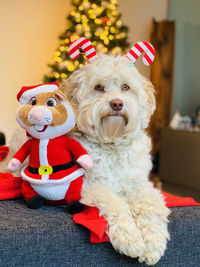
[102,17,109,25]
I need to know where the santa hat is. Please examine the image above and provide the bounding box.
[17,83,59,104]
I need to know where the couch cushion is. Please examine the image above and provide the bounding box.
[0,200,199,266]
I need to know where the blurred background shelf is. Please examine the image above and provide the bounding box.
[159,127,200,201]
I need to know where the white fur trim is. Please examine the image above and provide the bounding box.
[31,183,71,200]
[30,168,84,200]
[20,84,58,104]
[21,167,84,185]
[38,139,49,181]
[39,139,49,166]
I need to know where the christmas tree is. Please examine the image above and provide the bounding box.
[44,0,129,83]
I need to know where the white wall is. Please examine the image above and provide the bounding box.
[118,0,168,77]
[0,0,70,142]
[0,0,168,142]
[169,0,200,115]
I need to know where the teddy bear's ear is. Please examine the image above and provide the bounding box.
[54,89,67,102]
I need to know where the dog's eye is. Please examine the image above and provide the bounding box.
[94,84,105,92]
[46,97,57,107]
[30,97,37,106]
[121,84,130,91]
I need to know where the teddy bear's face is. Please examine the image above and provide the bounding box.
[16,90,75,140]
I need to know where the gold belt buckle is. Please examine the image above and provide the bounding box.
[38,165,53,175]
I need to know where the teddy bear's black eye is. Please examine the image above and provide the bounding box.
[121,84,130,91]
[46,97,57,107]
[95,84,105,92]
[30,97,37,105]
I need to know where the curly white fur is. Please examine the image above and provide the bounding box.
[61,54,170,265]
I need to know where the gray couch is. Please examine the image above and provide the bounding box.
[0,199,199,267]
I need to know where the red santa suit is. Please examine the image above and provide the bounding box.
[13,135,87,203]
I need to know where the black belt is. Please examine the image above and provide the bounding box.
[28,160,75,175]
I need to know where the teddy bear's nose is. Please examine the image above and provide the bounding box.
[110,99,124,111]
[28,106,52,125]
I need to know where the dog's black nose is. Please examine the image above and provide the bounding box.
[110,99,124,111]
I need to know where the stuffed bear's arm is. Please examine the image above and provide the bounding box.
[65,137,93,170]
[7,158,21,172]
[7,139,31,172]
[76,155,93,169]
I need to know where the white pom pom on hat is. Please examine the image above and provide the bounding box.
[17,83,59,104]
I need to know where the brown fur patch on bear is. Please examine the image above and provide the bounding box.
[18,92,69,127]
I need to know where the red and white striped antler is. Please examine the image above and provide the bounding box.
[126,41,155,66]
[68,37,98,63]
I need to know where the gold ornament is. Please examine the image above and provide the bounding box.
[70,11,76,16]
[95,18,102,25]
[102,47,108,53]
[78,5,84,11]
[104,38,109,45]
[88,9,94,14]
[89,14,96,19]
[110,26,116,33]
[112,47,122,55]
[97,27,104,33]
[61,73,67,79]
[54,57,62,63]
[83,25,90,32]
[53,72,60,79]
[91,3,97,9]
[60,46,65,52]
[70,34,79,42]
[85,31,91,38]
[96,43,105,53]
[64,39,69,44]
[75,24,83,34]
[108,4,116,10]
[112,10,117,16]
[116,20,122,27]
[101,1,109,8]
[68,63,75,72]
[54,51,61,56]
[83,1,90,9]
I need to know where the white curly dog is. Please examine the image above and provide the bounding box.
[60,38,170,265]
[1,39,170,265]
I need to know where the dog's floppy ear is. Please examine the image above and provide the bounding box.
[141,79,156,129]
[60,69,86,109]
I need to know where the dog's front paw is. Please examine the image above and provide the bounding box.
[138,226,170,265]
[107,216,145,259]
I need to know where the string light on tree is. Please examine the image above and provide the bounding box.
[44,0,129,83]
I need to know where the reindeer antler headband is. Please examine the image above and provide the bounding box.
[68,37,155,66]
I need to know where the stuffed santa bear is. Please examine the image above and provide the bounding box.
[8,83,93,212]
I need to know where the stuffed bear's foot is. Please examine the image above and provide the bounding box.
[28,196,44,209]
[66,201,84,214]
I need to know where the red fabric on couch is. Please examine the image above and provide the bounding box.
[0,146,9,161]
[73,191,200,243]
